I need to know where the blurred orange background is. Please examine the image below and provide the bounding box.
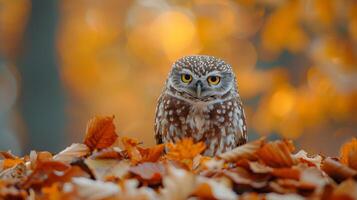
[0,0,356,156]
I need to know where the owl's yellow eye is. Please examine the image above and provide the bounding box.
[181,74,192,83]
[207,76,220,85]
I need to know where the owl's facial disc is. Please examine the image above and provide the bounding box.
[169,68,234,100]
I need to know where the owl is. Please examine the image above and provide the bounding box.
[154,55,247,156]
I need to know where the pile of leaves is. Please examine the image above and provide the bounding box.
[1,116,357,200]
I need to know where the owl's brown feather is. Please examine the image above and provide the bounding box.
[154,55,247,156]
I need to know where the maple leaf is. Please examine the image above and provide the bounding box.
[84,116,118,151]
[165,138,206,169]
[340,137,357,170]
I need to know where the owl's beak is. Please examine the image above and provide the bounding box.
[196,81,202,97]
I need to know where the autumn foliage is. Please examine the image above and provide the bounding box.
[0,116,356,200]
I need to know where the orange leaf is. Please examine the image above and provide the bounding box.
[84,116,118,151]
[321,157,357,182]
[138,144,164,163]
[272,168,300,180]
[121,137,142,164]
[340,138,357,170]
[165,137,206,169]
[256,140,296,168]
[42,183,61,200]
[3,158,23,170]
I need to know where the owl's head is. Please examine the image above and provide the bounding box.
[167,55,237,101]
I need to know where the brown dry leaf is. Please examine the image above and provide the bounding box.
[222,167,270,189]
[138,144,164,163]
[84,116,118,151]
[1,158,23,171]
[271,168,300,180]
[53,143,90,164]
[340,138,357,170]
[193,177,237,200]
[332,179,357,200]
[85,158,130,181]
[129,162,166,184]
[90,147,125,160]
[300,167,329,191]
[218,137,266,162]
[166,138,206,169]
[270,179,316,195]
[256,140,296,168]
[117,179,158,200]
[160,166,196,200]
[22,161,75,189]
[321,157,357,182]
[292,150,322,168]
[122,137,142,164]
[236,159,273,174]
[0,163,27,184]
[72,177,120,200]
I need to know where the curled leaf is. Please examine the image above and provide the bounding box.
[84,116,118,151]
[256,140,296,168]
[218,137,266,162]
[53,143,90,164]
[321,157,357,182]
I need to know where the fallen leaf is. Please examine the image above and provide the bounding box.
[265,192,305,200]
[85,158,130,181]
[53,143,90,164]
[0,163,27,184]
[166,138,206,169]
[160,166,196,200]
[41,183,61,200]
[292,150,322,168]
[193,177,237,200]
[332,179,357,200]
[138,144,164,163]
[218,137,266,162]
[72,177,120,200]
[340,138,357,170]
[90,147,125,160]
[118,179,158,200]
[271,168,300,180]
[84,116,118,151]
[223,167,270,189]
[129,162,166,184]
[256,140,296,168]
[122,137,142,164]
[321,157,357,182]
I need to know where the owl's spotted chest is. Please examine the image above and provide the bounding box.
[155,94,246,156]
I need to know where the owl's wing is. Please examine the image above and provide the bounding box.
[154,94,164,144]
[234,97,248,145]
